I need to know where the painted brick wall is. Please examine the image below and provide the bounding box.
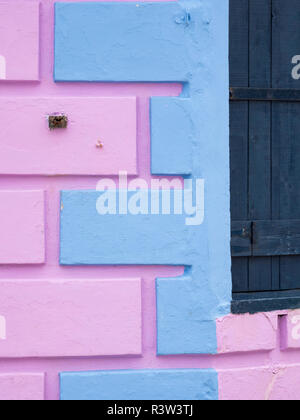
[1,0,300,401]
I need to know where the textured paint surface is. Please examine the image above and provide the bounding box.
[0,373,44,401]
[0,97,137,175]
[2,0,300,401]
[217,312,278,353]
[60,369,218,401]
[219,364,300,401]
[0,2,40,81]
[0,190,45,264]
[0,279,141,357]
[61,190,195,266]
[55,2,198,82]
[154,0,231,355]
[151,98,192,175]
[60,188,219,354]
[60,186,223,355]
[58,0,231,356]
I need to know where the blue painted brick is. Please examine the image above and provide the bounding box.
[55,2,195,82]
[151,98,193,176]
[60,369,219,401]
[60,190,195,266]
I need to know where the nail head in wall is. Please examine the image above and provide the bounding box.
[48,115,68,130]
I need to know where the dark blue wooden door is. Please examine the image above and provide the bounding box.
[230,0,300,313]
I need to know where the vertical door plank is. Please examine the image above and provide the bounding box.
[248,0,272,292]
[230,0,249,292]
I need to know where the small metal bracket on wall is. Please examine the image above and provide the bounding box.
[48,115,68,129]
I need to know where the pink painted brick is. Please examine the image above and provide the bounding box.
[0,278,142,357]
[0,190,45,264]
[268,364,300,400]
[219,364,300,401]
[217,312,278,354]
[0,97,137,175]
[0,373,44,401]
[219,367,273,401]
[0,2,39,81]
[281,310,300,349]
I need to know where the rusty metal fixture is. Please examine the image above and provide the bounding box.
[48,115,68,129]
